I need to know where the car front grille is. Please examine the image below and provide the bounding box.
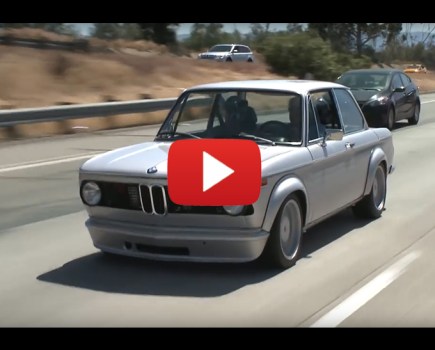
[139,184,167,215]
[98,182,167,215]
[95,181,229,215]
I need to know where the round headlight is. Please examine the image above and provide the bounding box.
[81,181,101,206]
[223,205,245,216]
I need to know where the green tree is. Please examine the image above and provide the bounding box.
[309,23,402,55]
[184,23,227,50]
[92,23,142,40]
[249,23,270,43]
[138,23,179,45]
[286,23,303,33]
[258,31,371,80]
[92,23,122,39]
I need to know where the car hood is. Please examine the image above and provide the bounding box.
[80,141,297,178]
[201,51,227,56]
[350,89,382,103]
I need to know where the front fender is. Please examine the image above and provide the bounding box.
[262,176,307,232]
[364,147,387,196]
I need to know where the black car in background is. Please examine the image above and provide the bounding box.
[336,68,420,130]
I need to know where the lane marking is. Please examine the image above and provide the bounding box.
[310,251,421,328]
[0,152,102,173]
[422,99,435,104]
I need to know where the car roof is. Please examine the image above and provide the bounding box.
[342,68,402,75]
[186,80,346,94]
[212,43,247,46]
[187,79,347,94]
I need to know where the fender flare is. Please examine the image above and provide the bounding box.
[262,176,308,233]
[364,147,387,196]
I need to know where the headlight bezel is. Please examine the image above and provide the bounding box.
[222,205,246,216]
[81,181,102,206]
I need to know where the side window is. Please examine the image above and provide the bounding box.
[391,74,403,89]
[333,89,365,134]
[310,90,342,130]
[233,46,240,52]
[240,46,250,53]
[399,73,411,86]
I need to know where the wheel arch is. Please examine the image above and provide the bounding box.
[262,176,308,233]
[363,148,387,196]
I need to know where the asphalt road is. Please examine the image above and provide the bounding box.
[1,95,435,327]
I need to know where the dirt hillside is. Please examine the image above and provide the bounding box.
[0,44,281,109]
[1,37,435,110]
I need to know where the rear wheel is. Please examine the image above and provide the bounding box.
[408,103,420,125]
[262,195,303,269]
[352,164,386,219]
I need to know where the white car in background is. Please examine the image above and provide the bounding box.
[197,44,254,62]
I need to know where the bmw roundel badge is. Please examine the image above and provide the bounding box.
[147,166,158,174]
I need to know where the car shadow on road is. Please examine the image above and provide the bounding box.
[37,208,373,297]
[300,208,373,259]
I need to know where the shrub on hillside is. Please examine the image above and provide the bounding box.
[257,32,371,81]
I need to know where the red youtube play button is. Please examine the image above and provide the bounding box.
[168,139,261,206]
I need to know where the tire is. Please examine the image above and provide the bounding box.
[262,194,303,269]
[386,107,395,130]
[352,165,386,219]
[247,58,253,63]
[225,57,232,62]
[408,103,420,125]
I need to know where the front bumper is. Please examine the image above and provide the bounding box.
[361,103,389,127]
[86,218,269,263]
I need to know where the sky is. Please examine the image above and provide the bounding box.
[71,23,432,37]
[70,23,290,37]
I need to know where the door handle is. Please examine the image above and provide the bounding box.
[345,142,355,149]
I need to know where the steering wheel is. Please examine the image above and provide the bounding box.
[259,121,288,134]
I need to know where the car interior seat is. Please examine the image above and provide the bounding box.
[224,96,242,134]
[315,97,333,133]
[238,100,257,133]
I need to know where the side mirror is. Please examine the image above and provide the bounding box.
[321,129,344,147]
[393,86,405,93]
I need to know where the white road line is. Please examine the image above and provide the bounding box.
[0,152,102,173]
[310,251,421,328]
[422,99,435,104]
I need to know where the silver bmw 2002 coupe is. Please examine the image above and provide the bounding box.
[79,80,395,269]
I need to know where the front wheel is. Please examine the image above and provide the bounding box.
[386,107,395,130]
[262,195,303,269]
[352,164,386,219]
[408,103,420,125]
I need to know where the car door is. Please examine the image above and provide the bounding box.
[231,45,243,61]
[304,90,354,222]
[332,88,379,201]
[390,72,407,119]
[399,73,418,118]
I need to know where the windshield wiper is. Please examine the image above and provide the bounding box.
[157,131,201,139]
[238,133,276,146]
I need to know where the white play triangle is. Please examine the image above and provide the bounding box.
[203,151,234,192]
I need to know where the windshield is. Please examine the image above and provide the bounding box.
[208,45,232,52]
[157,89,303,146]
[337,72,389,90]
